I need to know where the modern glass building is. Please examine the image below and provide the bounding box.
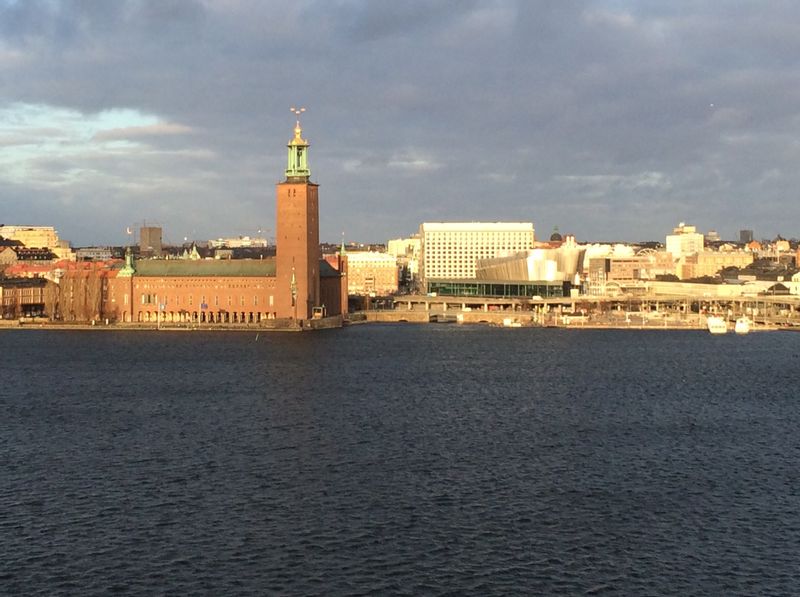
[426,279,569,298]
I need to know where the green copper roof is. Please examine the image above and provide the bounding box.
[118,247,135,277]
[134,259,276,277]
[285,118,310,180]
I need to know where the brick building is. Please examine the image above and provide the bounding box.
[102,257,277,323]
[1,117,344,326]
[47,116,344,325]
[275,116,321,320]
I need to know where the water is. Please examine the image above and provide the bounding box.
[2,325,799,595]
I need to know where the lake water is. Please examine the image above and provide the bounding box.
[2,325,799,595]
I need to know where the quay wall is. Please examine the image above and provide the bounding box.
[352,310,705,328]
[1,315,343,332]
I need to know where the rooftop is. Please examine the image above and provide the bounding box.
[133,258,277,277]
[420,222,534,232]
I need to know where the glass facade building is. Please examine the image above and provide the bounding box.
[427,280,569,298]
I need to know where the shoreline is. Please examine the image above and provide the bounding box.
[0,315,344,332]
[0,319,786,332]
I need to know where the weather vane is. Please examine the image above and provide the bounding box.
[289,107,307,143]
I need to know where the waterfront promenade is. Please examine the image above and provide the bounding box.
[359,292,800,330]
[3,293,799,331]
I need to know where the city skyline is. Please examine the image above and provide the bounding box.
[2,1,800,246]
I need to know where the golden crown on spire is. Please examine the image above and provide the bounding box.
[290,106,307,145]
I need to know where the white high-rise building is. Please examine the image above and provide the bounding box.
[418,222,535,290]
[666,222,704,259]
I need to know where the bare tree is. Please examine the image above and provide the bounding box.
[59,273,102,322]
[43,280,61,320]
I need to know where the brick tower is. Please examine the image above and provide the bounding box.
[275,109,320,320]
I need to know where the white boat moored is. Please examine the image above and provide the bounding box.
[706,315,728,334]
[734,317,751,335]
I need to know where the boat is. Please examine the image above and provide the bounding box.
[502,317,522,328]
[706,315,728,334]
[734,317,751,335]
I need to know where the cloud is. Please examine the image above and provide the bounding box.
[387,153,442,172]
[335,0,476,42]
[2,1,800,243]
[582,8,637,30]
[557,172,672,192]
[92,122,193,141]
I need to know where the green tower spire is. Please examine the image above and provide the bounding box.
[118,246,136,277]
[285,107,310,180]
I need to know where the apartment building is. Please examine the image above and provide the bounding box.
[344,251,399,296]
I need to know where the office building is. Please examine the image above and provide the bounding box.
[665,223,704,259]
[139,226,163,257]
[418,222,535,290]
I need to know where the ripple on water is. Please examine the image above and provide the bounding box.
[2,327,800,595]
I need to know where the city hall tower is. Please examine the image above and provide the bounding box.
[275,109,320,319]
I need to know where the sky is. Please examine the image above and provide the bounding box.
[2,0,800,246]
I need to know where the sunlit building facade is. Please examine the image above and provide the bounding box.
[666,222,704,259]
[0,225,74,260]
[344,251,398,296]
[419,222,535,290]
